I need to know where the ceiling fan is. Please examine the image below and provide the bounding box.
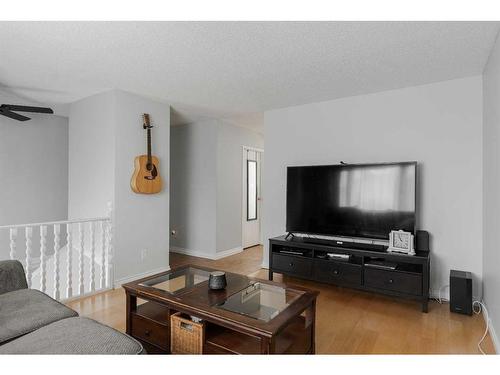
[0,104,54,121]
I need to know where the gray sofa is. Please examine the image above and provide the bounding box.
[0,260,143,354]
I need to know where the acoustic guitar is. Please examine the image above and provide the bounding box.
[131,113,162,194]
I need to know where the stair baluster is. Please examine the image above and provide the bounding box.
[40,225,47,293]
[66,223,73,299]
[9,228,17,260]
[53,224,60,300]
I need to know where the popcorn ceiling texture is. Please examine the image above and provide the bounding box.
[0,22,498,131]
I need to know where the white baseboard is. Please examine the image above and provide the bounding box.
[489,319,499,354]
[170,246,243,260]
[482,301,499,354]
[213,246,243,260]
[60,287,113,303]
[113,265,171,287]
[170,246,214,259]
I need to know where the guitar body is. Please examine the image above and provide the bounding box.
[131,154,162,194]
[131,113,163,194]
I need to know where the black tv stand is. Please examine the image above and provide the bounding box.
[269,235,430,312]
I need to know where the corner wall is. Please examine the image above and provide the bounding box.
[216,121,264,254]
[263,76,483,299]
[68,90,170,283]
[482,31,500,352]
[113,91,170,282]
[170,120,263,259]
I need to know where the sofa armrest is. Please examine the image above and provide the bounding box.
[0,260,28,295]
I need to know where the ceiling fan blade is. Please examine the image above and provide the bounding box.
[0,109,31,121]
[0,104,53,114]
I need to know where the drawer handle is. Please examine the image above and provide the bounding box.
[333,270,339,275]
[388,279,394,284]
[144,330,151,337]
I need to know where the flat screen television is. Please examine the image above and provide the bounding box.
[286,162,416,240]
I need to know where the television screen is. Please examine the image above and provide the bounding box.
[286,162,416,240]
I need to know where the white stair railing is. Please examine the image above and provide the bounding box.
[0,208,113,301]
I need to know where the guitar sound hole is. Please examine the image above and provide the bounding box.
[146,163,153,171]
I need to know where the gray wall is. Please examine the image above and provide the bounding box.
[263,76,483,299]
[216,121,263,252]
[69,91,114,219]
[0,113,68,260]
[113,90,170,282]
[170,121,218,256]
[170,120,263,258]
[483,31,500,351]
[69,90,170,282]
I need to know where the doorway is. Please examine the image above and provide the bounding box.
[242,146,263,249]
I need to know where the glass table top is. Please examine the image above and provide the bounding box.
[139,267,210,294]
[216,282,301,322]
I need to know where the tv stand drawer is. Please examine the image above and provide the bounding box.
[313,260,362,286]
[272,253,312,278]
[364,268,422,296]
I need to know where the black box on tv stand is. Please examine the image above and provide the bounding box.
[300,236,387,252]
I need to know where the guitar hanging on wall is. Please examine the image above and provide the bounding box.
[131,113,163,194]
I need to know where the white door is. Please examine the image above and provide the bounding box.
[242,147,263,248]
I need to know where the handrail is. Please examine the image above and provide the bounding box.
[3,203,114,301]
[0,216,110,230]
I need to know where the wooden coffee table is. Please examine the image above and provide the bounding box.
[122,265,318,354]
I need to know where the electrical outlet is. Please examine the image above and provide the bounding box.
[141,249,147,260]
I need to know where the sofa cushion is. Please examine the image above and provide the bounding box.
[0,317,144,354]
[0,260,28,295]
[0,288,78,344]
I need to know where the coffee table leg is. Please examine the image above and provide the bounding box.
[260,337,276,354]
[126,292,137,335]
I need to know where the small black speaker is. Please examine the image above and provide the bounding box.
[450,270,472,315]
[416,230,430,252]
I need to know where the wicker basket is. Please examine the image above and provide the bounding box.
[170,312,205,354]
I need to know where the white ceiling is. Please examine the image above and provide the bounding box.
[0,21,498,131]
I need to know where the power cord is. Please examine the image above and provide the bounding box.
[434,284,449,304]
[434,285,490,354]
[472,300,490,355]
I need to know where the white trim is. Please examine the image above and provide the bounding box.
[60,287,113,303]
[214,246,243,260]
[241,145,264,153]
[241,146,263,249]
[170,246,243,260]
[113,265,171,287]
[488,318,499,354]
[170,246,215,259]
[0,217,110,230]
[483,301,499,354]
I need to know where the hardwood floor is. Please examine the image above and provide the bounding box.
[66,245,495,354]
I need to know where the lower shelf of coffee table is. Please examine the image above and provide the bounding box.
[203,315,311,354]
[204,324,261,354]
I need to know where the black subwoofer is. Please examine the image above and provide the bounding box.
[449,270,472,315]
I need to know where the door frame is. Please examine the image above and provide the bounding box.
[241,146,264,249]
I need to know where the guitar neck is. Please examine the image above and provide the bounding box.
[147,127,152,164]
